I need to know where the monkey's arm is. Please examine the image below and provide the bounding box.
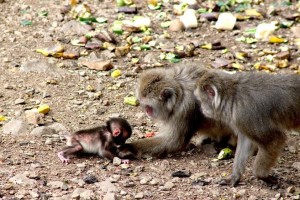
[130,134,185,158]
[101,141,118,160]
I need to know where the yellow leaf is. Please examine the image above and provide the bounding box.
[0,115,7,121]
[269,35,286,43]
[124,96,139,106]
[201,43,212,50]
[245,9,262,18]
[111,69,122,78]
[38,104,50,114]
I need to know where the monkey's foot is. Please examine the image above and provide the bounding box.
[218,178,231,186]
[258,175,278,185]
[57,152,70,164]
[121,159,130,164]
[218,175,240,187]
[231,174,241,187]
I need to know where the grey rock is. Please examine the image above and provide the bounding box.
[161,181,174,191]
[15,189,27,199]
[292,162,300,170]
[76,163,86,169]
[25,109,44,125]
[15,98,26,105]
[3,119,28,135]
[143,52,159,64]
[109,175,121,183]
[103,192,116,200]
[287,186,296,194]
[70,178,85,187]
[134,192,144,199]
[71,188,95,200]
[211,58,231,68]
[113,157,122,166]
[236,189,246,198]
[248,195,258,200]
[97,180,119,193]
[61,20,92,35]
[9,173,37,186]
[29,190,40,198]
[291,26,300,38]
[48,122,67,134]
[47,181,64,189]
[45,138,54,145]
[149,178,159,185]
[30,126,56,136]
[20,60,61,75]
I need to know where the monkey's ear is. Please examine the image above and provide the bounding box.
[160,88,174,100]
[203,84,215,97]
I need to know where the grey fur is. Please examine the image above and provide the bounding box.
[194,70,299,185]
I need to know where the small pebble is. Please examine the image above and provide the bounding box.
[83,175,98,184]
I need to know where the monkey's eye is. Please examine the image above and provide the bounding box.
[160,88,173,100]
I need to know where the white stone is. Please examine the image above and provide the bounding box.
[255,22,277,41]
[103,192,116,200]
[179,9,198,29]
[215,12,236,30]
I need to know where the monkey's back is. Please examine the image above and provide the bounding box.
[221,71,300,130]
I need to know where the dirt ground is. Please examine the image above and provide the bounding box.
[0,0,299,199]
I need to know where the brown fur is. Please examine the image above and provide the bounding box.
[131,64,234,158]
[58,118,133,163]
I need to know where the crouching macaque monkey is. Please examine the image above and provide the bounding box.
[131,64,234,158]
[58,118,135,164]
[193,69,300,186]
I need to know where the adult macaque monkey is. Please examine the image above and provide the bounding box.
[58,117,134,164]
[131,64,234,157]
[193,69,300,186]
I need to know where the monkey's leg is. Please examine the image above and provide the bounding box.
[58,144,83,164]
[231,134,255,186]
[253,131,286,184]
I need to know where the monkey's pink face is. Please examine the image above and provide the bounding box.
[145,105,154,117]
[138,97,168,120]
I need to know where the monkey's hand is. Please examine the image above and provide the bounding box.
[57,152,70,164]
[121,159,130,164]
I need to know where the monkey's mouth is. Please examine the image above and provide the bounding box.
[145,105,153,117]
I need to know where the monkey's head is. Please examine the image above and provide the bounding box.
[194,72,223,120]
[136,68,182,121]
[107,118,132,145]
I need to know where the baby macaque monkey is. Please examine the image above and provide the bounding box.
[57,117,134,164]
[193,69,300,186]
